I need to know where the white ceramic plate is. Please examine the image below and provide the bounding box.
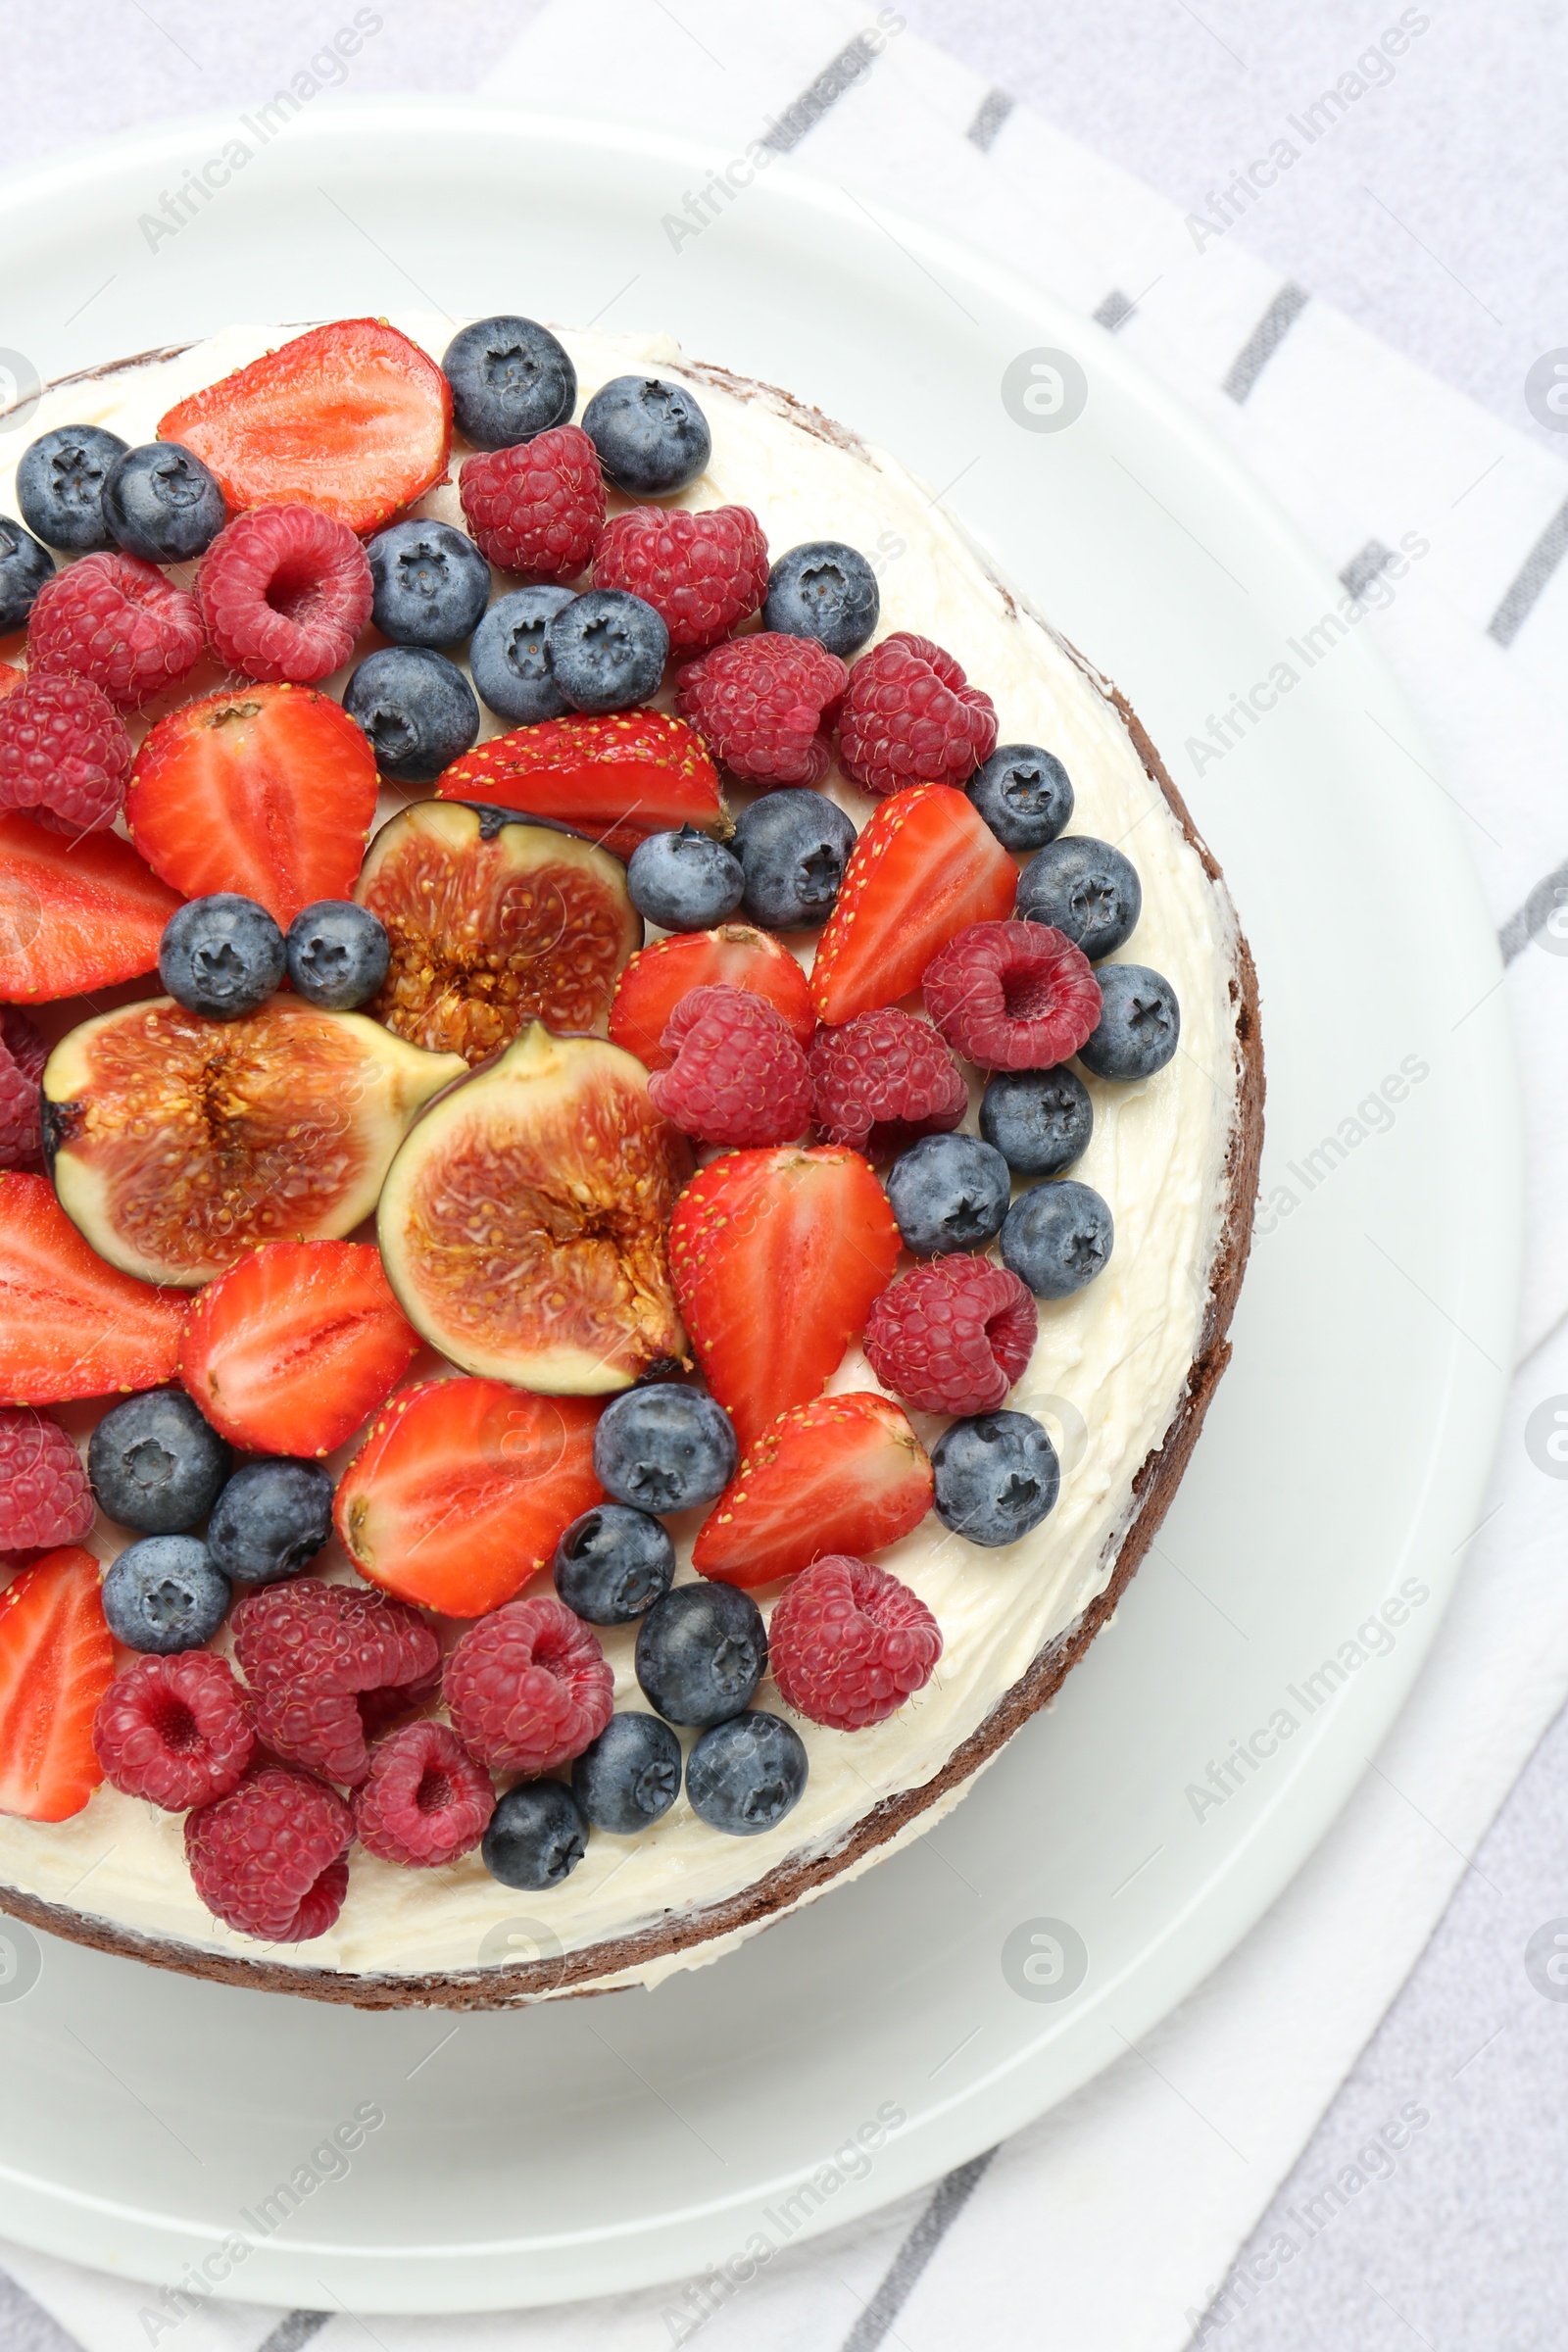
[0,106,1519,2313]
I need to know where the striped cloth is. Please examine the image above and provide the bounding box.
[5,4,1568,2349]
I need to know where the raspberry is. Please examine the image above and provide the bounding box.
[184,1763,353,1943]
[196,506,372,684]
[460,425,605,579]
[769,1553,943,1730]
[443,1594,612,1775]
[922,919,1102,1071]
[26,555,204,713]
[353,1720,495,1869]
[0,1407,94,1550]
[836,632,998,797]
[0,662,133,833]
[231,1581,440,1788]
[647,983,812,1149]
[808,1007,968,1161]
[862,1253,1037,1414]
[675,633,847,786]
[0,1008,47,1168]
[93,1651,255,1811]
[595,505,768,655]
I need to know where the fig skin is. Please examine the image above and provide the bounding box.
[378,1021,691,1395]
[41,997,466,1288]
[354,799,642,1068]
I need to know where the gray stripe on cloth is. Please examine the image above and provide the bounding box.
[1094,288,1137,331]
[0,2268,83,2352]
[1339,538,1396,600]
[837,2147,999,2351]
[255,2314,329,2352]
[966,88,1015,151]
[1498,856,1568,962]
[758,31,882,153]
[1222,283,1310,403]
[1487,496,1568,646]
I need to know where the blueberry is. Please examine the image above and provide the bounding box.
[206,1459,334,1586]
[968,744,1074,853]
[545,589,667,714]
[468,584,575,723]
[101,441,225,564]
[554,1504,675,1624]
[481,1781,587,1890]
[1017,837,1142,960]
[763,540,879,659]
[581,374,710,496]
[1000,1178,1113,1298]
[285,900,390,1010]
[366,519,491,649]
[887,1133,1011,1256]
[158,894,285,1019]
[343,647,480,784]
[1077,964,1180,1080]
[980,1068,1094,1177]
[626,827,745,931]
[442,317,577,451]
[733,790,856,930]
[572,1711,682,1835]
[88,1391,231,1534]
[593,1386,737,1515]
[16,423,127,552]
[636,1582,766,1727]
[101,1535,231,1653]
[0,515,53,632]
[931,1411,1059,1546]
[686,1712,808,1836]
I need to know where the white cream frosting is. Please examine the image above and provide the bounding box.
[0,318,1244,1992]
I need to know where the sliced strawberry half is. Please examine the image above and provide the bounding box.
[0,808,183,1002]
[809,784,1017,1026]
[694,1392,933,1588]
[669,1147,901,1450]
[157,318,452,537]
[438,710,727,862]
[610,924,814,1071]
[0,1173,185,1404]
[0,1546,113,1821]
[335,1377,604,1617]
[125,681,379,928]
[180,1240,420,1457]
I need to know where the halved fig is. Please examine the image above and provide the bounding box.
[354,800,642,1068]
[437,710,728,860]
[42,1000,466,1288]
[378,1022,691,1394]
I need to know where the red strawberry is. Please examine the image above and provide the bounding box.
[180,1240,420,1457]
[335,1377,604,1617]
[157,318,453,537]
[437,710,726,861]
[610,924,814,1071]
[0,808,183,1002]
[125,681,379,928]
[0,1546,113,1822]
[693,1392,932,1588]
[0,665,22,701]
[669,1147,901,1450]
[0,1173,185,1404]
[809,784,1017,1025]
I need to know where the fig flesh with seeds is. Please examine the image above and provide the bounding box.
[41,999,466,1288]
[377,1021,691,1394]
[354,799,641,1069]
